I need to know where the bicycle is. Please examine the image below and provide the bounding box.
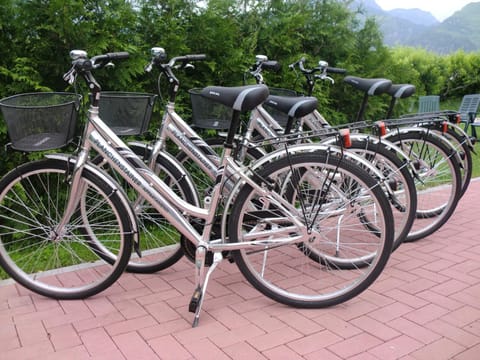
[188,55,417,251]
[80,48,392,275]
[199,55,466,244]
[269,57,463,242]
[105,47,401,271]
[0,50,395,327]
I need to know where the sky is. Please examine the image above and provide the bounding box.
[375,0,476,21]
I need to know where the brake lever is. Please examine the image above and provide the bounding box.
[63,66,77,85]
[145,62,153,73]
[315,74,335,84]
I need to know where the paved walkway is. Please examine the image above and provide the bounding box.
[1,180,480,360]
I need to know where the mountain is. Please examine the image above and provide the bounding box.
[387,8,438,26]
[352,1,480,54]
[410,3,480,53]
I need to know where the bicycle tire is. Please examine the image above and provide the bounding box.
[228,151,394,308]
[386,131,462,242]
[0,158,134,299]
[431,126,472,197]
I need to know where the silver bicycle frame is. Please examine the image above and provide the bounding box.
[148,102,220,180]
[58,105,310,254]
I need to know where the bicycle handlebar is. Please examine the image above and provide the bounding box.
[289,57,346,76]
[173,54,207,63]
[63,50,130,90]
[144,47,207,102]
[67,50,130,73]
[261,60,281,72]
[92,52,130,63]
[147,48,207,69]
[324,66,347,75]
[247,55,281,84]
[288,57,347,95]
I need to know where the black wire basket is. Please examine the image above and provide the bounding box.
[0,92,81,151]
[262,87,298,127]
[189,88,233,130]
[98,92,157,135]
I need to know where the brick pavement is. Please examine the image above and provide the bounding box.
[0,179,479,359]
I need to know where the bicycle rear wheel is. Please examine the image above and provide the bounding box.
[346,139,417,251]
[0,158,134,299]
[228,151,394,308]
[435,127,472,197]
[91,145,199,273]
[386,131,462,241]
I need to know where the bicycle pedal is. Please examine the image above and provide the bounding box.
[189,286,202,313]
[224,251,235,263]
[387,179,398,191]
[205,251,214,266]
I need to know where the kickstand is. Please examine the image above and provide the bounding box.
[189,249,223,327]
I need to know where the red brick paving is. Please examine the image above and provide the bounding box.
[1,180,480,359]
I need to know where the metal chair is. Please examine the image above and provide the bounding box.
[418,95,440,113]
[458,94,480,138]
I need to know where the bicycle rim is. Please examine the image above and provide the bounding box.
[347,140,416,251]
[389,132,462,241]
[228,152,394,308]
[0,158,133,299]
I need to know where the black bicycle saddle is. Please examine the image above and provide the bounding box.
[344,76,392,96]
[200,84,269,112]
[263,95,318,118]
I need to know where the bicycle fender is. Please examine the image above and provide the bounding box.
[383,127,464,167]
[321,133,418,178]
[248,143,386,181]
[221,142,391,235]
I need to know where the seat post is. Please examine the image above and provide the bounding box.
[224,110,242,148]
[355,92,370,122]
[469,112,477,138]
[386,96,397,119]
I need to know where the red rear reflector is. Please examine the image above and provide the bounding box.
[340,129,351,148]
[376,121,386,136]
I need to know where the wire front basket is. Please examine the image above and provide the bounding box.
[98,92,157,135]
[189,88,233,130]
[0,92,81,151]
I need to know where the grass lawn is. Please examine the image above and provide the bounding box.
[439,97,480,178]
[470,137,480,179]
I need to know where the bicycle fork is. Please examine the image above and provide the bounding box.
[50,150,89,242]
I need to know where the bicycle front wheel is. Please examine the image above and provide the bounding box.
[0,158,134,299]
[228,152,394,308]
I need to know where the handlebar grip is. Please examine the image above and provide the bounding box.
[262,60,281,72]
[185,54,207,61]
[105,52,130,60]
[298,57,307,72]
[327,66,347,75]
[91,52,130,66]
